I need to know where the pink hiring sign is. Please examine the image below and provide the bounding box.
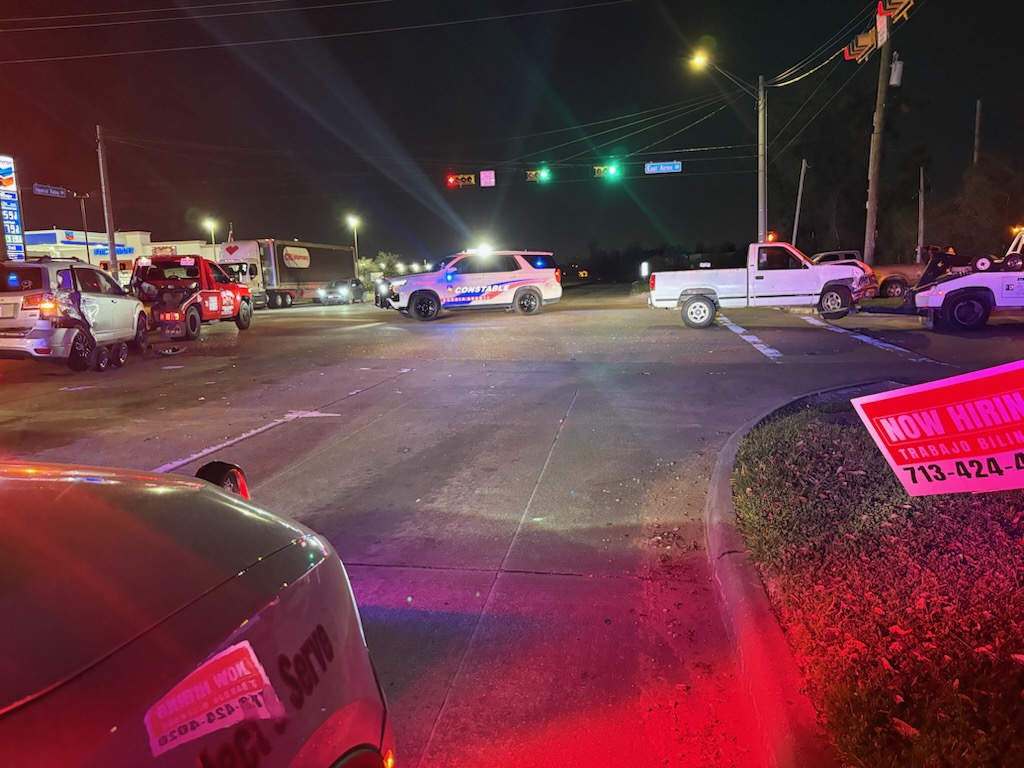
[853,361,1024,496]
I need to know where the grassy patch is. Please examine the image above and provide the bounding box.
[733,404,1024,767]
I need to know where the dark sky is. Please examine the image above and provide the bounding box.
[3,0,1022,263]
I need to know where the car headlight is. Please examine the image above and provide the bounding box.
[318,289,325,296]
[340,288,349,295]
[390,279,408,288]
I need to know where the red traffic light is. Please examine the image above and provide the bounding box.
[446,174,457,188]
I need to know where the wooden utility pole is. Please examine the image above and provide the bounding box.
[96,125,117,274]
[916,167,925,264]
[863,37,892,266]
[792,159,808,247]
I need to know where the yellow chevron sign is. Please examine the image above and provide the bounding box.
[881,0,913,23]
[844,28,877,63]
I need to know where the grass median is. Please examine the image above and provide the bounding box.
[732,400,1024,767]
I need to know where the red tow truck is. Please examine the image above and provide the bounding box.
[130,255,253,340]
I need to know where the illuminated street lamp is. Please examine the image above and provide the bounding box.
[691,52,767,243]
[203,218,217,248]
[346,215,361,261]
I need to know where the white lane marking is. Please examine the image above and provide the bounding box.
[800,316,947,364]
[151,410,340,473]
[60,385,96,391]
[717,314,783,362]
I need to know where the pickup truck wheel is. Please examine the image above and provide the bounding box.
[681,296,716,329]
[410,291,440,321]
[818,286,851,319]
[235,300,252,330]
[1004,253,1024,272]
[513,288,542,315]
[971,254,994,272]
[184,306,202,340]
[943,293,990,330]
[130,313,149,351]
[880,277,908,298]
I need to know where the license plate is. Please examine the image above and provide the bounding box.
[161,323,183,338]
[0,303,14,319]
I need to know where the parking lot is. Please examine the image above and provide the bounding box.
[3,284,1023,767]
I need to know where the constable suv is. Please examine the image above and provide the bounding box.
[0,257,148,371]
[377,250,562,320]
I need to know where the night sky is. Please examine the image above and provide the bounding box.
[3,0,1022,264]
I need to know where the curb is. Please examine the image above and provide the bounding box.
[704,380,904,768]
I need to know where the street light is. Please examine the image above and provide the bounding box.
[203,218,217,248]
[691,53,767,243]
[346,215,360,261]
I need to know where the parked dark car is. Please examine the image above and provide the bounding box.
[319,278,366,305]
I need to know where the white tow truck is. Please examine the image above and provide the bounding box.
[648,241,877,328]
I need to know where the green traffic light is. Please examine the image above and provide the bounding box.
[539,167,551,182]
[607,164,619,177]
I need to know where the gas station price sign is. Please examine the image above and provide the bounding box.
[0,155,26,260]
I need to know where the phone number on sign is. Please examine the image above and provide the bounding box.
[156,691,269,749]
[903,451,1024,484]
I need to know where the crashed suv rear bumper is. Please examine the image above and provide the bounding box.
[0,326,77,361]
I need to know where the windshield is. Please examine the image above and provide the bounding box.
[136,263,200,281]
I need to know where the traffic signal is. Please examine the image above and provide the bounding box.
[446,173,476,188]
[593,163,621,179]
[526,167,552,183]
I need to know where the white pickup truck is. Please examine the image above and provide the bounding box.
[649,241,878,328]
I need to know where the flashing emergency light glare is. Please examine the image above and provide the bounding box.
[6,273,17,288]
[445,271,454,282]
[477,243,493,256]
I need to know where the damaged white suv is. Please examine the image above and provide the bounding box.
[376,250,562,320]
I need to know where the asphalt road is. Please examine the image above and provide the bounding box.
[3,285,1022,767]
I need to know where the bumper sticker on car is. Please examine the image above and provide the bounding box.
[145,640,285,757]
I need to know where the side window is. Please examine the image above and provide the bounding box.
[451,257,479,275]
[526,254,555,269]
[56,269,74,291]
[758,247,802,271]
[97,271,124,295]
[500,255,522,272]
[209,263,232,285]
[74,268,104,294]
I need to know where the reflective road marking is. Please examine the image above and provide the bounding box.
[717,315,784,362]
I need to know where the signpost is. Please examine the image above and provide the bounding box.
[853,361,1024,496]
[0,155,26,260]
[644,160,682,175]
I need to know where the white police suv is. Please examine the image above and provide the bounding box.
[377,250,562,320]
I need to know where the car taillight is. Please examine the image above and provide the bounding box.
[159,311,183,321]
[21,293,59,317]
[555,268,561,283]
[649,274,656,291]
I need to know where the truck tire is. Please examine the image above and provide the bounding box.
[268,293,283,309]
[1004,253,1024,272]
[681,296,716,329]
[283,293,294,307]
[184,306,202,340]
[410,291,440,321]
[971,254,994,272]
[513,288,542,315]
[818,286,852,320]
[880,277,909,298]
[235,300,252,330]
[942,292,990,330]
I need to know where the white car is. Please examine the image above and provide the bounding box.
[377,250,562,320]
[0,461,396,768]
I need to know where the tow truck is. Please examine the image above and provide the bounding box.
[130,255,253,340]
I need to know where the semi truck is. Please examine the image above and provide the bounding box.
[216,239,357,309]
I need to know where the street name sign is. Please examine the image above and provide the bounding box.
[853,361,1024,496]
[32,183,67,198]
[644,160,682,175]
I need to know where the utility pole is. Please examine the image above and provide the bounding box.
[73,191,92,264]
[792,159,808,247]
[863,37,893,266]
[96,125,117,275]
[757,75,767,243]
[916,167,924,264]
[973,99,982,165]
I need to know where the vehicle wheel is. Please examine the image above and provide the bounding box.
[1004,253,1024,272]
[283,293,294,307]
[513,288,542,315]
[410,291,440,321]
[110,342,129,367]
[269,293,283,309]
[91,345,111,372]
[818,286,852,319]
[130,313,149,351]
[195,461,250,499]
[880,277,908,298]
[681,296,716,328]
[942,293,990,330]
[972,254,994,272]
[66,328,95,372]
[184,306,202,340]
[235,300,252,330]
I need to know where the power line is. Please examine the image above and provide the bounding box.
[0,0,632,65]
[0,0,292,23]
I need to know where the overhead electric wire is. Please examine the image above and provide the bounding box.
[1,0,398,34]
[0,0,293,23]
[767,0,875,84]
[0,0,632,65]
[623,97,743,158]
